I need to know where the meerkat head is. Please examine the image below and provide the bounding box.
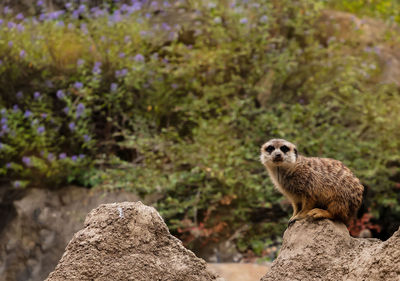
[260,139,298,167]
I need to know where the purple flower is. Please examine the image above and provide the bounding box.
[6,163,11,168]
[115,68,128,78]
[2,124,8,132]
[8,41,13,47]
[34,91,41,99]
[7,22,16,29]
[110,12,122,23]
[37,0,44,6]
[45,80,53,88]
[240,18,248,24]
[134,54,145,63]
[59,153,67,159]
[74,82,83,89]
[4,7,12,15]
[16,91,23,99]
[121,4,129,12]
[110,83,118,92]
[17,24,25,32]
[129,2,142,13]
[260,15,268,23]
[48,10,64,20]
[37,126,45,134]
[80,23,88,34]
[68,23,74,29]
[19,50,26,58]
[124,35,131,43]
[0,19,3,25]
[24,110,32,118]
[72,10,79,19]
[56,90,64,99]
[151,1,158,9]
[13,105,19,112]
[77,59,85,67]
[78,4,86,13]
[76,103,85,118]
[1,117,6,124]
[65,3,72,9]
[92,8,105,18]
[40,113,47,118]
[68,122,76,131]
[71,155,78,161]
[79,154,85,159]
[92,61,102,74]
[168,31,176,41]
[63,107,69,114]
[13,181,21,188]
[47,153,55,161]
[0,142,3,149]
[83,134,91,142]
[22,156,32,167]
[16,13,24,20]
[162,22,171,31]
[119,52,126,58]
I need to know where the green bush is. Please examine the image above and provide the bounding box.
[0,0,399,254]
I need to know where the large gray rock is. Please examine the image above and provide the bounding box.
[261,219,400,281]
[0,187,139,281]
[46,202,223,281]
[318,10,400,87]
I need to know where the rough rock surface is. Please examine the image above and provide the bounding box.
[261,219,400,281]
[46,201,223,281]
[319,10,400,87]
[208,263,269,281]
[0,186,139,281]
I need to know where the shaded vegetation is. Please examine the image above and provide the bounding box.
[0,0,399,255]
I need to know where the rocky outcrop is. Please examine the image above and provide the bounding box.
[0,186,139,281]
[46,202,223,281]
[319,10,400,87]
[208,263,269,281]
[261,219,400,281]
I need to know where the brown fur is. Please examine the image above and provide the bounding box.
[260,139,364,225]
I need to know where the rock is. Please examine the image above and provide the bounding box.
[46,202,223,281]
[318,10,400,87]
[260,219,400,281]
[0,186,139,281]
[208,263,270,281]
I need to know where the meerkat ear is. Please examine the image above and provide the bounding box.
[294,148,298,159]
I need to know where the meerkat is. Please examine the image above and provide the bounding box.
[260,138,364,226]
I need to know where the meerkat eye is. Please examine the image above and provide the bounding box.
[265,145,275,153]
[280,145,290,153]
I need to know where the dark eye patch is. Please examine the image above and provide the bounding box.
[280,145,290,153]
[265,145,275,153]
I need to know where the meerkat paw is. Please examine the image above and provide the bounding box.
[288,217,297,227]
[307,208,334,220]
[288,214,306,227]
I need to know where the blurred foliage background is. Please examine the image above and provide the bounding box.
[0,0,400,259]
